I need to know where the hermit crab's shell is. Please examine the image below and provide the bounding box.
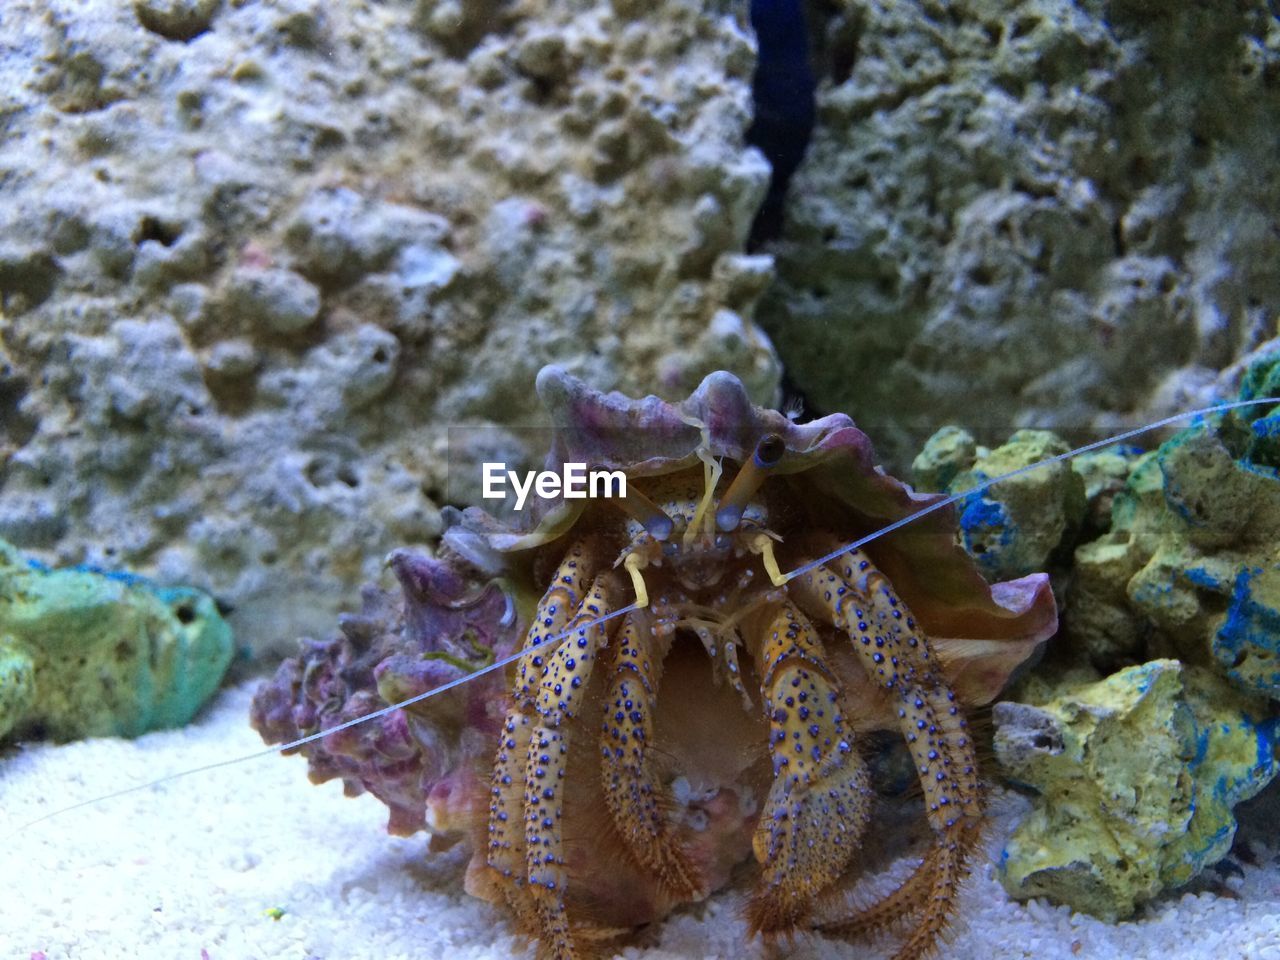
[446,365,1057,704]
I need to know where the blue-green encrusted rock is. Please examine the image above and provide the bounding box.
[1068,350,1280,691]
[994,660,1279,919]
[0,538,234,741]
[1212,564,1280,697]
[913,428,1086,581]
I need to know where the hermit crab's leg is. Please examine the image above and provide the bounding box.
[792,551,983,957]
[720,629,751,707]
[744,600,873,935]
[812,833,959,939]
[598,609,704,899]
[482,539,594,940]
[524,571,618,960]
[483,711,541,932]
[686,620,752,707]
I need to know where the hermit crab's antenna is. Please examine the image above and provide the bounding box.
[3,601,642,839]
[679,411,725,544]
[717,433,786,532]
[771,395,1280,587]
[9,394,1279,837]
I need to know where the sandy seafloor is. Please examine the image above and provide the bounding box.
[2,679,1279,960]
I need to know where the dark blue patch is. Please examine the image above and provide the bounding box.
[1182,566,1223,591]
[1213,566,1280,696]
[746,0,816,246]
[1250,413,1280,439]
[1257,716,1280,776]
[958,495,1013,578]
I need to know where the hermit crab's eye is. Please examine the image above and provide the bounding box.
[716,434,785,532]
[611,477,675,541]
[754,434,785,468]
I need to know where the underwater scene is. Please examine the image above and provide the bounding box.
[2,0,1279,958]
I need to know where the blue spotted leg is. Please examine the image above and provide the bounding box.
[479,538,604,959]
[793,548,984,958]
[524,568,619,959]
[598,610,704,899]
[744,600,873,934]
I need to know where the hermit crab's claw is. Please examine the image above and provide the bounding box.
[793,548,988,960]
[746,601,872,934]
[600,614,705,900]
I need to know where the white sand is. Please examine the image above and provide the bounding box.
[2,679,1279,960]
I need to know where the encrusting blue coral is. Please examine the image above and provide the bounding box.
[978,350,1280,917]
[912,352,1280,918]
[913,428,1086,582]
[1214,565,1280,695]
[0,537,234,741]
[1068,351,1280,694]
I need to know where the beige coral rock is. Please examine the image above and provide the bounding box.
[759,0,1280,468]
[0,0,779,651]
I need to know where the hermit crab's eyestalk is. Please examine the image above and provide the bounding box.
[612,476,675,541]
[716,434,785,532]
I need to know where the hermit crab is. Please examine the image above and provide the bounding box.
[252,365,1057,959]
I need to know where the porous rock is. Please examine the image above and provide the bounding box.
[0,537,234,741]
[761,0,1280,468]
[995,659,1279,919]
[910,423,977,494]
[913,428,1086,581]
[0,0,780,651]
[1067,350,1280,689]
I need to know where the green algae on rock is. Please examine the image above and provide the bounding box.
[913,375,1280,919]
[1068,355,1280,691]
[0,538,234,741]
[913,427,1086,582]
[994,660,1279,920]
[910,424,978,494]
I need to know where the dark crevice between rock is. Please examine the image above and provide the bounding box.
[0,366,37,448]
[0,249,63,312]
[746,0,818,250]
[0,361,38,495]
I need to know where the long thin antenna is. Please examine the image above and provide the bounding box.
[9,393,1276,836]
[3,602,640,839]
[780,395,1279,583]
